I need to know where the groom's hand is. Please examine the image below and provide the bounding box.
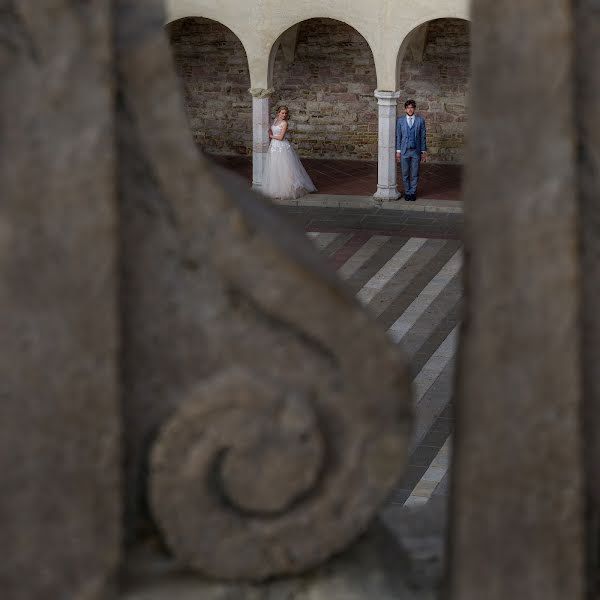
[421,152,427,163]
[396,151,401,163]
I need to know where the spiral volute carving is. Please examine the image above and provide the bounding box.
[117,0,413,583]
[150,361,408,581]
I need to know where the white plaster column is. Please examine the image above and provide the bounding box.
[373,90,401,201]
[249,87,274,190]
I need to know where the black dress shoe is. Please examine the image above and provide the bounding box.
[411,194,417,201]
[404,194,411,201]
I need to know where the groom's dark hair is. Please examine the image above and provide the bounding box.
[404,99,416,108]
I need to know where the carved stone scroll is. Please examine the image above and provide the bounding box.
[116,0,412,581]
[449,1,585,599]
[0,1,120,598]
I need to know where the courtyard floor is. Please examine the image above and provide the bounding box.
[278,204,462,512]
[210,154,463,201]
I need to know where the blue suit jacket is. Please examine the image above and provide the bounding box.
[396,115,427,154]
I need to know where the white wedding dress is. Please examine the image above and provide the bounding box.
[261,121,317,199]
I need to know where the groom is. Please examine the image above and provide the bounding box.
[396,99,427,201]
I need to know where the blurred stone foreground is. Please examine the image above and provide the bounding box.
[0,1,598,599]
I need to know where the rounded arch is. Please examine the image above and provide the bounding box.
[395,17,471,164]
[165,14,251,62]
[164,3,249,52]
[266,16,378,89]
[267,17,379,161]
[165,16,252,156]
[394,14,471,91]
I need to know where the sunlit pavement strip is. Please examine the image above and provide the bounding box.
[337,235,390,280]
[412,327,458,405]
[404,437,452,507]
[356,237,427,305]
[410,326,458,449]
[307,229,458,505]
[311,232,340,251]
[388,249,463,343]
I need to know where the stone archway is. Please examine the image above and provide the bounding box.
[396,18,471,165]
[371,17,472,202]
[269,18,378,162]
[166,17,252,157]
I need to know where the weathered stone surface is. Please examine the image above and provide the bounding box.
[117,0,412,581]
[381,497,448,588]
[6,0,596,596]
[122,518,438,599]
[271,19,378,160]
[0,2,120,598]
[577,0,600,591]
[449,1,584,599]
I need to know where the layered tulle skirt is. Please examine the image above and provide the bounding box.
[261,139,317,199]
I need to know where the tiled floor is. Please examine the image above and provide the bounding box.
[209,154,463,200]
[301,209,460,508]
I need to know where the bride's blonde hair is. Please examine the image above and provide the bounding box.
[275,105,290,120]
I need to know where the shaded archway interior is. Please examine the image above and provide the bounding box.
[397,18,470,164]
[166,17,252,155]
[270,18,378,161]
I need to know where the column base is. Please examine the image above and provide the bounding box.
[373,186,400,201]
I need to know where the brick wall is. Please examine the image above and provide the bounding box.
[166,18,252,155]
[399,19,470,163]
[167,17,470,163]
[272,19,378,160]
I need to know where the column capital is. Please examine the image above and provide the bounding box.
[249,87,275,99]
[374,89,401,104]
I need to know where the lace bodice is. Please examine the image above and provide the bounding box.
[271,120,288,141]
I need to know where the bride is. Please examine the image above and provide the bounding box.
[261,106,317,200]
